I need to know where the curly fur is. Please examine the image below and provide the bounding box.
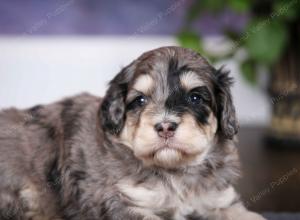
[0,47,265,220]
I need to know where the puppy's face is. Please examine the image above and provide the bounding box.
[100,47,237,168]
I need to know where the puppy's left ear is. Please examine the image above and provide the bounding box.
[99,65,135,135]
[215,67,238,139]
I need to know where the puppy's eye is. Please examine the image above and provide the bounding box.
[189,93,203,105]
[128,95,148,109]
[135,96,147,106]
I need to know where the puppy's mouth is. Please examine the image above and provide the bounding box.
[154,140,187,155]
[137,139,204,168]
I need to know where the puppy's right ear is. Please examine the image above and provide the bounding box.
[99,65,135,135]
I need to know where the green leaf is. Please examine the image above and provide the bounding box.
[273,0,300,21]
[228,0,251,12]
[245,20,288,64]
[202,0,225,11]
[240,59,257,85]
[176,30,203,53]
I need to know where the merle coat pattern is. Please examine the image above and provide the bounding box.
[0,47,265,220]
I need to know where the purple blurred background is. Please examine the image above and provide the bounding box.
[0,0,247,36]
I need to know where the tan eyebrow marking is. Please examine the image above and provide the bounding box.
[180,71,204,90]
[132,75,154,94]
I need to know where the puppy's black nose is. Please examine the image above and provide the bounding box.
[154,122,178,138]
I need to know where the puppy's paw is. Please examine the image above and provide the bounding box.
[224,207,266,220]
[241,212,266,220]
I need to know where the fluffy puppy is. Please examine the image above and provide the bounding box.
[0,46,265,220]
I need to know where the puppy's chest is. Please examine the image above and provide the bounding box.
[118,178,223,220]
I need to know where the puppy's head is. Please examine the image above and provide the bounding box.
[100,47,238,168]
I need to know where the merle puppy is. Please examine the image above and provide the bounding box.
[0,47,265,220]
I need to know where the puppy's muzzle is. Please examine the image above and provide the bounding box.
[154,121,178,138]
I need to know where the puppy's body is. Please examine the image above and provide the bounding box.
[0,47,265,220]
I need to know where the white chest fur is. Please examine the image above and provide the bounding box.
[117,177,237,220]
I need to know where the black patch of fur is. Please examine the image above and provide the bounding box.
[100,83,127,135]
[0,193,25,220]
[26,105,58,140]
[70,149,86,183]
[26,105,44,124]
[214,67,238,139]
[63,148,87,207]
[186,211,206,220]
[28,105,43,117]
[156,210,174,220]
[61,99,74,108]
[46,156,62,193]
[60,99,81,140]
[165,58,210,125]
[166,58,189,114]
[168,57,179,76]
[100,65,134,135]
[46,125,57,140]
[98,195,139,220]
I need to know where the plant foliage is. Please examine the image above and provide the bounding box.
[177,0,300,84]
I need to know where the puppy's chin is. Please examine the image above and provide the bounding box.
[153,148,183,168]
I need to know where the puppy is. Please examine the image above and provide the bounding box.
[0,46,265,220]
